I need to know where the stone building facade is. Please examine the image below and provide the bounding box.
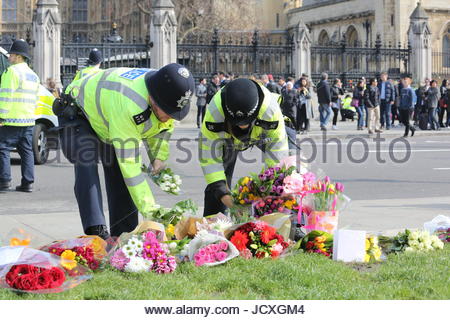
[0,0,149,43]
[287,0,450,51]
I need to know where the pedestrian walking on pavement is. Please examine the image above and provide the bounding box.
[364,78,382,135]
[399,75,417,137]
[317,72,332,131]
[353,80,365,130]
[439,79,448,127]
[0,40,40,193]
[426,80,440,130]
[330,78,343,130]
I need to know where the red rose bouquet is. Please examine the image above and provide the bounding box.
[41,236,108,271]
[0,247,91,293]
[229,221,289,259]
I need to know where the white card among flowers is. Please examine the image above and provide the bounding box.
[333,230,366,263]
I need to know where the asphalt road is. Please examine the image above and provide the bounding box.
[1,126,450,241]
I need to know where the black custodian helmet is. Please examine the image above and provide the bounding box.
[9,39,31,60]
[145,63,195,121]
[222,78,260,126]
[87,48,103,65]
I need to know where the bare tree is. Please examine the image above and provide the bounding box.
[137,0,259,42]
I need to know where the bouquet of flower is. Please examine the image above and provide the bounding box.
[195,213,233,235]
[0,246,91,293]
[144,199,198,227]
[365,236,382,263]
[297,230,333,258]
[228,221,289,259]
[379,229,444,254]
[40,236,107,271]
[142,165,182,195]
[109,230,176,274]
[306,176,347,212]
[187,230,239,267]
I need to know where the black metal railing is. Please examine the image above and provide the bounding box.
[432,51,450,81]
[177,29,295,80]
[61,40,151,87]
[311,34,410,88]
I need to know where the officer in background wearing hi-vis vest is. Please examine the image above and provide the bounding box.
[0,40,40,193]
[72,48,103,82]
[58,64,195,238]
[199,78,289,216]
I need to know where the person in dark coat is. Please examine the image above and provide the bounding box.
[317,72,332,131]
[281,81,298,129]
[399,75,417,137]
[377,72,395,130]
[353,80,365,130]
[364,78,382,134]
[426,80,440,130]
[206,74,221,105]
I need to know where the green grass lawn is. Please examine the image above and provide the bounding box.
[1,245,449,300]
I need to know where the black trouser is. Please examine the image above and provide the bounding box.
[391,104,398,125]
[438,107,448,127]
[203,144,239,216]
[197,104,206,127]
[332,108,339,126]
[297,104,309,131]
[399,109,415,136]
[59,116,138,236]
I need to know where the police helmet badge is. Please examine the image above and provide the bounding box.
[176,90,192,109]
[177,67,190,79]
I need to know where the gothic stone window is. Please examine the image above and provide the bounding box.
[444,25,450,68]
[73,0,88,22]
[2,0,17,22]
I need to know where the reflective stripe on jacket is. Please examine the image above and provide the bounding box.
[0,62,40,126]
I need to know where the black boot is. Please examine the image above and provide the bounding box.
[85,225,110,240]
[410,127,415,137]
[0,181,11,192]
[15,183,33,193]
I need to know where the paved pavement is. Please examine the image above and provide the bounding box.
[1,119,450,246]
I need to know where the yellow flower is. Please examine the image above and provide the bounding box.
[365,239,371,251]
[285,200,294,209]
[240,200,245,205]
[242,177,250,185]
[61,250,77,270]
[364,254,370,263]
[166,224,175,238]
[315,236,326,243]
[316,243,325,249]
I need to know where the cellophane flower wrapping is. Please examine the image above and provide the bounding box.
[142,165,182,195]
[296,230,333,258]
[109,225,177,274]
[2,228,34,247]
[40,236,108,271]
[187,231,239,267]
[0,246,91,293]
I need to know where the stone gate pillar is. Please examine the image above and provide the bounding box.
[293,21,312,79]
[408,2,432,85]
[149,0,177,69]
[32,0,62,87]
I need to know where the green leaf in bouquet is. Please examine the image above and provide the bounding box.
[268,239,277,246]
[250,244,258,250]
